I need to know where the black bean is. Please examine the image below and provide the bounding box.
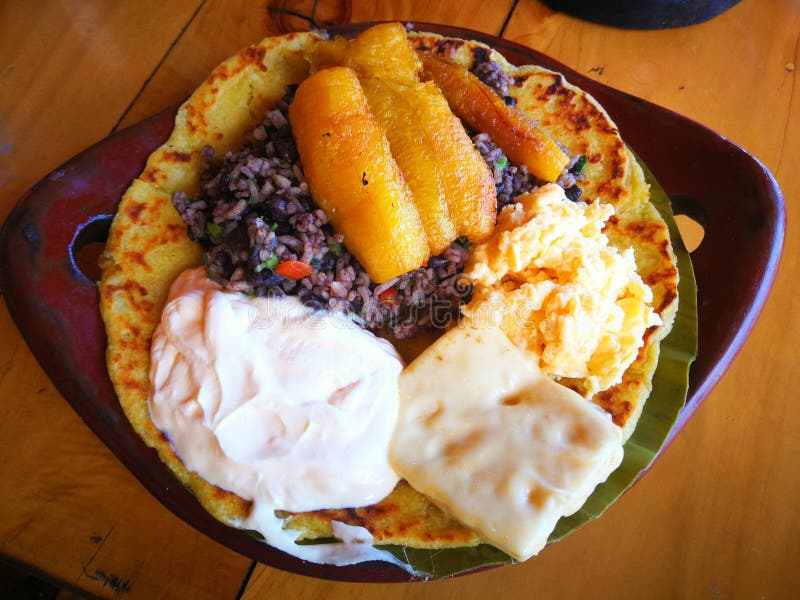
[296,194,314,212]
[304,298,326,311]
[427,255,449,268]
[268,197,292,220]
[225,223,250,252]
[273,139,298,162]
[246,272,284,287]
[213,251,235,279]
[283,84,299,102]
[315,253,336,273]
[565,185,583,202]
[261,285,286,298]
[299,291,326,311]
[273,221,293,236]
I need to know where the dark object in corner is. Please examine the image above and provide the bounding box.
[541,0,741,29]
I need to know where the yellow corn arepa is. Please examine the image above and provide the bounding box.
[99,27,679,551]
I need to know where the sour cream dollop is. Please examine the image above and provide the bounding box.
[149,267,402,521]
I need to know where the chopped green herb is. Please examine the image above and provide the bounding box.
[456,236,472,250]
[328,242,343,257]
[270,222,279,231]
[242,289,257,297]
[206,222,223,239]
[255,253,279,272]
[496,156,508,171]
[572,155,588,175]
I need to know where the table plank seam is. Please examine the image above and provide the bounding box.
[235,560,257,600]
[109,0,209,136]
[498,0,518,37]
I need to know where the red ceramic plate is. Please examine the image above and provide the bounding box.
[0,23,784,582]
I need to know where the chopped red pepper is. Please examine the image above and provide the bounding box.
[274,260,313,280]
[378,286,399,306]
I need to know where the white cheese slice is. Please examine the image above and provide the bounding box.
[390,324,624,561]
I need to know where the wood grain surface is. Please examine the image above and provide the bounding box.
[1,0,798,598]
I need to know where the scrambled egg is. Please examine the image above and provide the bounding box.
[460,183,661,395]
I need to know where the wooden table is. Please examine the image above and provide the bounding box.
[1,1,797,598]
